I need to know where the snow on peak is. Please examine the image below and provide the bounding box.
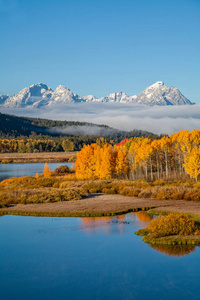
[1,81,194,108]
[30,83,48,89]
[148,81,164,89]
[55,85,70,91]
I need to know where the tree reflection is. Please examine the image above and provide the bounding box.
[135,211,153,222]
[149,244,196,257]
[79,215,127,236]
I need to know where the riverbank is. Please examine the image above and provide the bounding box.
[1,193,200,218]
[0,152,77,163]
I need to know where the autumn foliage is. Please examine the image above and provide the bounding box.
[43,163,51,178]
[75,143,128,179]
[76,129,200,181]
[147,214,200,238]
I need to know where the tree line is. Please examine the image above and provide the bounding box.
[75,130,200,181]
[0,136,101,153]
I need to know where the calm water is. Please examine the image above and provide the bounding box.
[0,213,199,300]
[0,162,72,181]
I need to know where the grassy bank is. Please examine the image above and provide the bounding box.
[1,176,200,206]
[0,171,200,220]
[0,207,151,218]
[0,152,77,163]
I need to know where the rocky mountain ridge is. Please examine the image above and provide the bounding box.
[1,81,194,108]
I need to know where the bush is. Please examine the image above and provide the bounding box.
[1,160,12,164]
[54,165,70,174]
[101,187,117,194]
[83,182,103,193]
[153,180,166,186]
[0,187,88,205]
[0,202,5,208]
[36,178,56,187]
[184,190,200,201]
[138,188,152,198]
[120,187,141,197]
[148,214,200,238]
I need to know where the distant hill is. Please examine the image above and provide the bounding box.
[0,113,157,140]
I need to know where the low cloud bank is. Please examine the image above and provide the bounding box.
[47,125,118,137]
[1,102,200,135]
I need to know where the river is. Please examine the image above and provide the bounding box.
[0,162,72,181]
[0,164,199,299]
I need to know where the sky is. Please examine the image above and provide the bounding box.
[0,0,200,103]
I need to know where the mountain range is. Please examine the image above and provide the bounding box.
[0,81,194,108]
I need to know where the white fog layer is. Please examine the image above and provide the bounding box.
[1,102,200,135]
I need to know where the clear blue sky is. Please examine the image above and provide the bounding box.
[0,0,200,102]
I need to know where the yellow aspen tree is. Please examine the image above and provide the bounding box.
[93,144,102,179]
[151,140,162,180]
[134,138,153,180]
[115,147,128,177]
[35,172,39,179]
[99,144,116,179]
[75,146,88,179]
[171,132,185,177]
[183,146,200,182]
[190,129,200,148]
[75,145,92,179]
[75,144,97,179]
[159,136,172,178]
[43,163,51,178]
[128,139,142,166]
[176,130,192,156]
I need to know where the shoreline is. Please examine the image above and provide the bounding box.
[1,194,200,219]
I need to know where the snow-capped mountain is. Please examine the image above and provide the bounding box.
[3,84,52,108]
[98,92,137,103]
[136,81,192,106]
[0,95,9,105]
[1,81,194,108]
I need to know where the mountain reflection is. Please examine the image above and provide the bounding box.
[149,244,196,257]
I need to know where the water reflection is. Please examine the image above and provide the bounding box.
[149,244,196,257]
[135,211,154,222]
[79,215,128,236]
[79,212,198,257]
[79,212,154,236]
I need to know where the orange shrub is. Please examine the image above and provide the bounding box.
[148,214,200,238]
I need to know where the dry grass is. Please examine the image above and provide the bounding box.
[0,175,200,218]
[1,194,200,218]
[0,151,77,163]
